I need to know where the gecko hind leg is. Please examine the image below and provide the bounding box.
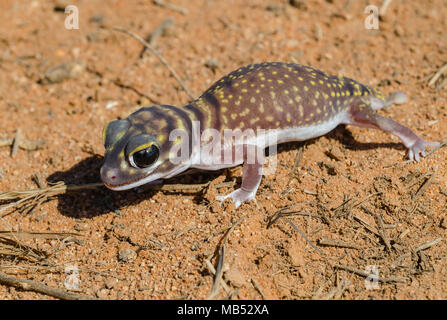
[345,102,439,162]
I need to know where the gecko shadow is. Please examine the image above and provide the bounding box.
[326,124,406,153]
[271,124,405,157]
[47,126,404,218]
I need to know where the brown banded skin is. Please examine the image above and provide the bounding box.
[189,62,384,132]
[101,62,439,208]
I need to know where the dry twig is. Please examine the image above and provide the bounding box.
[280,145,304,198]
[0,137,45,152]
[379,0,393,15]
[424,140,447,158]
[412,169,438,201]
[113,79,160,104]
[207,217,245,299]
[0,180,235,217]
[204,259,232,295]
[335,264,407,283]
[251,278,267,300]
[11,128,22,157]
[0,272,98,300]
[153,0,188,15]
[0,236,47,262]
[140,17,174,57]
[0,230,81,241]
[428,63,447,87]
[360,206,392,252]
[414,237,442,252]
[318,237,362,250]
[284,218,324,256]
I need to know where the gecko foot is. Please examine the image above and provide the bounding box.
[407,139,440,162]
[216,188,256,209]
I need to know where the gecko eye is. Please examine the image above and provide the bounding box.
[125,134,161,169]
[130,144,160,169]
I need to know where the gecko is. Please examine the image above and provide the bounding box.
[100,62,439,208]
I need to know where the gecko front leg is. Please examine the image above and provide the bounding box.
[216,145,264,209]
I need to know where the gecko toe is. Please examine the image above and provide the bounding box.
[414,152,421,162]
[408,139,439,162]
[216,188,255,209]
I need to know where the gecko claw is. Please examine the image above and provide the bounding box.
[407,140,440,162]
[216,188,256,209]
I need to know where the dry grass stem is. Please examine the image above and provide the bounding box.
[335,264,407,283]
[0,272,98,300]
[112,26,194,99]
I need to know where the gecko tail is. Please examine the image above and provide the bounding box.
[370,91,407,110]
[384,91,407,108]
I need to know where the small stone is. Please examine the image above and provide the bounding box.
[266,4,284,14]
[225,267,246,288]
[285,39,300,49]
[105,278,118,289]
[440,217,447,229]
[40,61,85,84]
[53,0,71,12]
[118,249,137,263]
[205,58,220,72]
[94,274,103,282]
[86,29,109,42]
[289,0,307,10]
[96,288,108,299]
[324,163,337,176]
[209,204,220,214]
[325,146,344,161]
[287,240,305,267]
[394,25,405,37]
[89,13,105,25]
[74,222,88,232]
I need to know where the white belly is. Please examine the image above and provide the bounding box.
[191,110,348,170]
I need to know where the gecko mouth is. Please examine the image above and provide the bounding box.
[101,162,190,191]
[100,166,151,190]
[101,173,151,190]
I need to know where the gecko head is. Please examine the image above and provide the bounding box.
[100,106,192,190]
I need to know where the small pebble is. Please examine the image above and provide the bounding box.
[440,217,447,229]
[105,278,118,289]
[89,13,105,25]
[96,288,109,299]
[287,240,305,267]
[41,61,85,84]
[53,0,71,12]
[205,58,220,72]
[325,146,344,161]
[225,267,246,288]
[74,222,89,232]
[289,0,307,10]
[118,249,137,263]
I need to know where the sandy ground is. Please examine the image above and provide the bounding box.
[0,0,446,300]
